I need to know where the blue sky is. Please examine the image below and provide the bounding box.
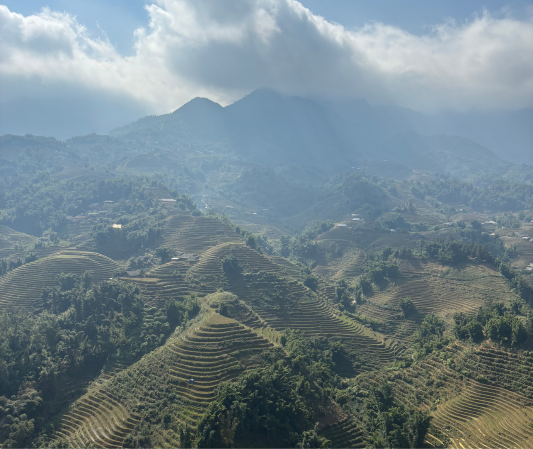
[1,0,532,137]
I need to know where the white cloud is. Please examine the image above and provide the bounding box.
[0,0,533,137]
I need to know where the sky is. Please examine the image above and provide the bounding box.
[1,0,533,138]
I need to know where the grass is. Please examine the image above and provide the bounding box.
[350,341,533,449]
[0,225,35,259]
[430,378,533,448]
[54,389,140,448]
[164,313,273,425]
[319,417,365,448]
[186,242,403,370]
[77,311,275,447]
[356,261,518,343]
[122,259,195,307]
[0,250,120,309]
[160,215,242,254]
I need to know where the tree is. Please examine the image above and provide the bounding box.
[221,255,241,275]
[155,246,174,264]
[399,297,416,318]
[296,423,330,448]
[304,274,319,292]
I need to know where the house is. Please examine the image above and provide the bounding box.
[125,270,141,277]
[171,253,198,261]
[335,223,347,227]
[352,218,361,221]
[103,200,114,204]
[112,224,122,229]
[159,198,176,203]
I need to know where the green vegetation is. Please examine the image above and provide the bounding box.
[0,274,199,447]
[355,254,400,296]
[280,220,334,265]
[197,330,352,448]
[6,127,533,448]
[399,297,416,318]
[155,245,174,264]
[410,177,533,212]
[454,303,528,346]
[0,175,196,236]
[217,167,322,217]
[411,314,450,360]
[0,253,37,275]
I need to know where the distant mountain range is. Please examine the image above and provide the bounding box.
[110,88,516,176]
[1,88,530,180]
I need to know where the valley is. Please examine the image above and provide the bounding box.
[1,90,533,448]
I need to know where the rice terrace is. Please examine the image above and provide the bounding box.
[1,0,533,447]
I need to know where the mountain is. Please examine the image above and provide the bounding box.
[319,98,533,165]
[111,97,231,146]
[377,132,511,177]
[108,88,512,178]
[110,89,355,170]
[225,88,354,168]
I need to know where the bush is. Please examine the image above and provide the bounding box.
[399,297,416,318]
[221,255,241,275]
[303,274,319,291]
[155,246,174,264]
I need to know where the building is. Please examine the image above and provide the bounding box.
[172,253,199,261]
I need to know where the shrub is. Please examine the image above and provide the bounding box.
[399,297,416,318]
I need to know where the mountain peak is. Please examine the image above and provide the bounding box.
[172,97,224,115]
[226,88,286,112]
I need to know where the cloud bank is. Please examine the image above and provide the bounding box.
[1,0,532,136]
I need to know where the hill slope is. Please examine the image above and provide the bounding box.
[0,250,120,308]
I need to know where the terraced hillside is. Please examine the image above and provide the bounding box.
[189,243,402,370]
[313,246,367,282]
[358,262,518,343]
[165,313,273,426]
[95,312,274,447]
[160,215,242,254]
[349,342,533,449]
[430,377,533,448]
[0,250,120,308]
[316,225,419,254]
[0,225,34,258]
[54,390,140,448]
[123,259,195,306]
[442,342,533,400]
[319,418,365,448]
